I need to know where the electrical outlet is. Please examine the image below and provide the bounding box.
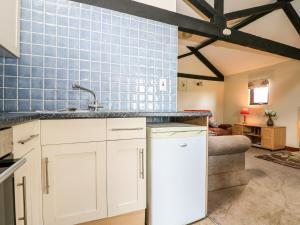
[159,79,167,92]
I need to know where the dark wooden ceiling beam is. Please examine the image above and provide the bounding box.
[224,1,286,21]
[72,0,221,38]
[178,73,224,81]
[214,0,224,14]
[220,29,300,60]
[188,47,224,80]
[282,2,300,35]
[178,11,271,59]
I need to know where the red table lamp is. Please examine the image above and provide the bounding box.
[240,107,250,124]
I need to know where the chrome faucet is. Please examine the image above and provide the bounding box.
[72,83,103,111]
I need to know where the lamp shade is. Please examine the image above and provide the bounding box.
[240,107,250,115]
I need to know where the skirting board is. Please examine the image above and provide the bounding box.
[78,210,145,225]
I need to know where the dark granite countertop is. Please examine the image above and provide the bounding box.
[0,111,211,129]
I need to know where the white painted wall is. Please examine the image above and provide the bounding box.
[224,60,300,148]
[177,78,224,123]
[133,0,176,12]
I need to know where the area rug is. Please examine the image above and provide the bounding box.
[256,151,300,169]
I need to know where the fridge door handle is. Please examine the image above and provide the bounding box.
[179,143,188,148]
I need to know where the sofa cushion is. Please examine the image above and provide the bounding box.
[208,135,251,156]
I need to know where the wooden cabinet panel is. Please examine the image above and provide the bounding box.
[42,142,107,225]
[41,119,106,145]
[107,139,146,217]
[261,128,274,149]
[232,124,244,135]
[13,120,40,158]
[107,118,146,140]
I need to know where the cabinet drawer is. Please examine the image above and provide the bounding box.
[41,119,106,145]
[13,121,40,158]
[107,118,146,140]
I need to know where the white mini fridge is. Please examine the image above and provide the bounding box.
[147,123,207,225]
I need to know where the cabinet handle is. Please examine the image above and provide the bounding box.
[18,134,39,145]
[111,128,144,131]
[139,148,145,179]
[17,176,27,225]
[43,158,50,194]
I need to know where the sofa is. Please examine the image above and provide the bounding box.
[208,135,251,191]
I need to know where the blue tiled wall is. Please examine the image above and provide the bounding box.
[0,0,178,112]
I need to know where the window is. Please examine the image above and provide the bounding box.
[248,79,269,105]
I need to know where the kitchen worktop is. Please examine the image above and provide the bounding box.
[0,111,211,129]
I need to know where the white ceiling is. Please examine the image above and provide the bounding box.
[177,0,300,76]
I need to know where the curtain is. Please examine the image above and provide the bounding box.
[248,79,269,89]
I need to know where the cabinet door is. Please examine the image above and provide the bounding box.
[0,0,20,57]
[232,125,244,135]
[261,128,274,149]
[42,142,107,225]
[14,150,37,225]
[107,139,146,217]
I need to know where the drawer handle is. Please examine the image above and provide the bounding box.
[179,143,188,148]
[18,134,39,145]
[17,176,27,225]
[111,128,144,131]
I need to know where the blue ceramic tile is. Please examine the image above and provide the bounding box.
[18,100,31,112]
[31,67,44,77]
[44,68,56,78]
[18,66,31,77]
[31,78,43,88]
[4,100,17,112]
[4,88,17,99]
[5,65,18,76]
[32,56,44,67]
[44,101,56,110]
[31,89,43,100]
[18,89,30,99]
[44,79,56,89]
[18,78,31,88]
[32,44,44,56]
[31,100,43,111]
[4,77,17,88]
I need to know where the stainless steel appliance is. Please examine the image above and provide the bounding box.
[0,128,26,225]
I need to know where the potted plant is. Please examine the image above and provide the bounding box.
[265,110,277,126]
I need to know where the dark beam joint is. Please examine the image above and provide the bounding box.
[282,2,300,35]
[178,12,271,59]
[224,1,286,20]
[188,47,224,80]
[187,0,226,27]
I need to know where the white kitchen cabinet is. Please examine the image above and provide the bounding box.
[42,142,107,225]
[107,139,146,217]
[14,148,42,225]
[13,121,43,225]
[0,0,20,57]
